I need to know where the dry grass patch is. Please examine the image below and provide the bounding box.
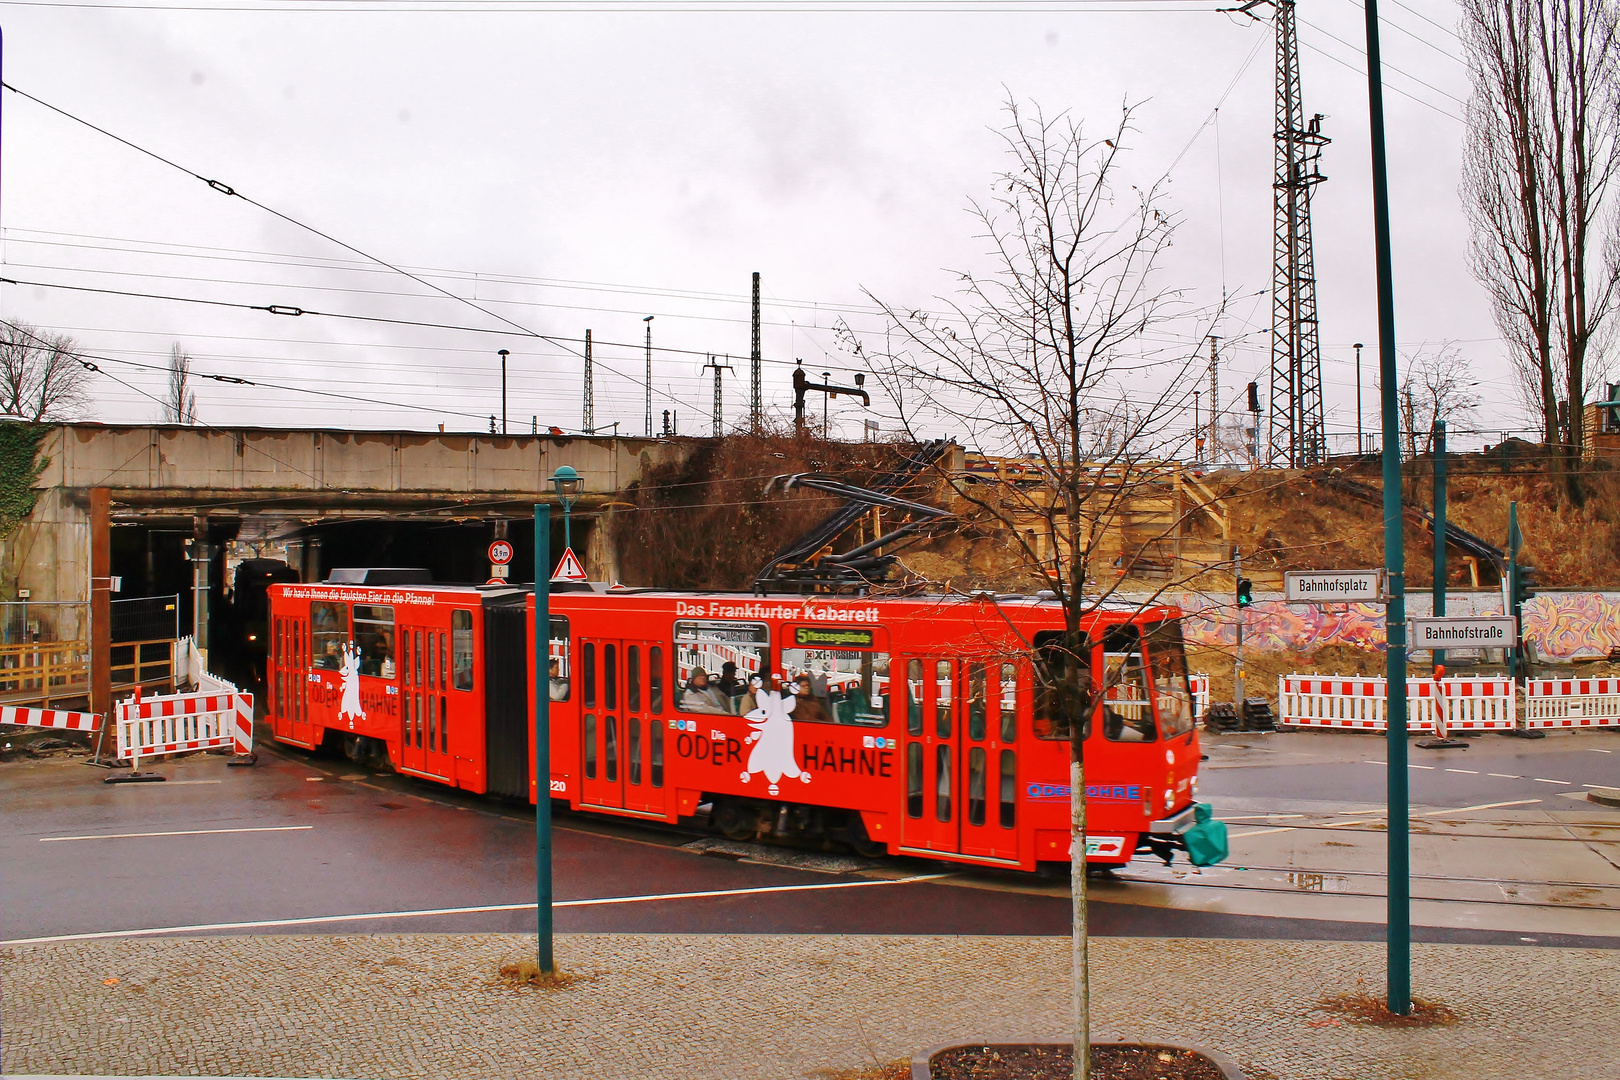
[495,960,584,990]
[1316,982,1458,1028]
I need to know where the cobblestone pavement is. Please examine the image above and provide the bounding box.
[4,933,1615,1080]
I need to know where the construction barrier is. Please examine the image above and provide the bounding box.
[1277,674,1516,733]
[1525,677,1620,729]
[0,705,102,732]
[114,683,254,769]
[1189,673,1210,721]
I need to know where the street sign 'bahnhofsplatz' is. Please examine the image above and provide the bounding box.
[1284,569,1384,603]
[1409,616,1518,648]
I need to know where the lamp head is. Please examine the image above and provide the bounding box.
[550,464,582,506]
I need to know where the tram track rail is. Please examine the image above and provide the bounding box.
[1109,866,1620,913]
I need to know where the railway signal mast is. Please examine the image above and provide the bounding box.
[1239,0,1330,467]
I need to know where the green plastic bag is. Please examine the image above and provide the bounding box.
[1183,802,1229,867]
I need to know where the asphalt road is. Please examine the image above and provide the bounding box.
[1200,733,1617,810]
[2,733,1616,949]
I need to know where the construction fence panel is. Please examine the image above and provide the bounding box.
[1277,675,1515,733]
[1525,678,1620,729]
[1189,674,1209,720]
[115,685,254,769]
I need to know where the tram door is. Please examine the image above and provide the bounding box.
[578,638,668,817]
[274,613,312,748]
[398,622,452,780]
[900,658,1019,862]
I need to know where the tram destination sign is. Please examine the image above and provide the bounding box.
[1409,616,1518,648]
[1284,569,1385,604]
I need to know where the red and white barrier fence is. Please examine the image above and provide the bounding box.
[1189,673,1210,720]
[0,705,102,732]
[115,681,254,769]
[1277,674,1517,733]
[1525,677,1620,729]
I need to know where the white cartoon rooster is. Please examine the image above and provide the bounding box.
[740,676,809,795]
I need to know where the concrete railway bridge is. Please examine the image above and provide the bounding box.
[1,423,693,714]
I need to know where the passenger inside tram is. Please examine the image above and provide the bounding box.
[681,668,728,713]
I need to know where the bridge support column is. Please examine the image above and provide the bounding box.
[90,487,112,746]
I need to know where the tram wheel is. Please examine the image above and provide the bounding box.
[844,814,886,859]
[714,798,758,841]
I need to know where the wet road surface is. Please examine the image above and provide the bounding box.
[3,733,1616,948]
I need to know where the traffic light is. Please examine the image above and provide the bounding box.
[1512,563,1539,615]
[1236,578,1254,608]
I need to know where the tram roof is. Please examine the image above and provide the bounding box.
[298,575,1175,614]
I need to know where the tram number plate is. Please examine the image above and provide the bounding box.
[1084,835,1127,859]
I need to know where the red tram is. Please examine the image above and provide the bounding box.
[266,574,1211,871]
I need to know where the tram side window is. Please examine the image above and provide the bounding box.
[311,602,348,670]
[1143,620,1195,738]
[351,604,396,678]
[1102,625,1157,743]
[451,610,474,691]
[548,616,570,702]
[1032,632,1091,741]
[673,620,768,715]
[779,646,889,727]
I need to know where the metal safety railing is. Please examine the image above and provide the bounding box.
[110,638,177,695]
[0,639,90,706]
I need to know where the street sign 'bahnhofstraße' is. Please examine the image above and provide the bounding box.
[1284,569,1385,603]
[1408,616,1518,647]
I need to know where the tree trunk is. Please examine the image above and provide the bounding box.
[1070,744,1089,1080]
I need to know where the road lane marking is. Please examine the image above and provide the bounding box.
[1533,778,1571,785]
[1444,769,1478,774]
[109,779,223,786]
[1488,773,1520,779]
[0,873,950,945]
[1416,799,1541,816]
[1590,749,1612,754]
[1364,760,1386,765]
[1409,764,1435,770]
[1219,814,1307,821]
[39,826,314,843]
[1228,827,1297,838]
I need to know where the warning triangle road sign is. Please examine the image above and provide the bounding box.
[551,547,587,582]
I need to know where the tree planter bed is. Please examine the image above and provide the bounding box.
[914,1038,1245,1080]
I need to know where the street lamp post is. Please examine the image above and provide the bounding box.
[1354,342,1365,454]
[1361,0,1412,1015]
[533,462,582,977]
[643,316,654,437]
[499,349,510,435]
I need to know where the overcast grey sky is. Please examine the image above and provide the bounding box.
[0,0,1513,450]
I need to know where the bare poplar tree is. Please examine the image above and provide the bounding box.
[1462,0,1620,494]
[847,99,1211,1080]
[0,320,91,421]
[165,344,199,425]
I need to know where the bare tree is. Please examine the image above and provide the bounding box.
[0,321,91,421]
[1462,0,1620,494]
[1399,343,1483,457]
[846,99,1212,1080]
[164,344,198,425]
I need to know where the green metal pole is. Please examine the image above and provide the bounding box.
[1433,421,1446,672]
[534,503,554,973]
[1362,0,1411,1015]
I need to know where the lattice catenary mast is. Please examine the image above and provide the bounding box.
[1245,0,1330,467]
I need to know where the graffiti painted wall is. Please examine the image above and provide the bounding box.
[1155,591,1620,661]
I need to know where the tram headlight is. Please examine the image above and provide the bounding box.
[1164,788,1174,810]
